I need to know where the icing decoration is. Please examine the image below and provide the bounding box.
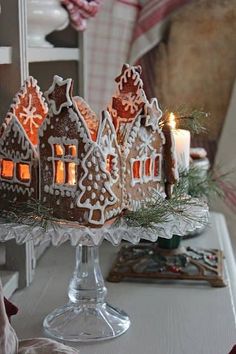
[0,65,179,227]
[144,98,163,131]
[9,77,48,146]
[108,64,147,139]
[73,96,99,141]
[77,144,117,225]
[0,115,38,200]
[96,111,120,184]
[45,75,73,115]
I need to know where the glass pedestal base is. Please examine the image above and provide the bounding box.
[43,244,130,342]
[44,302,130,342]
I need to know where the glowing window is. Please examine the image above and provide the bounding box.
[18,163,30,181]
[55,160,64,184]
[54,144,63,157]
[145,158,151,177]
[106,154,114,173]
[1,160,14,179]
[66,162,76,185]
[133,160,141,179]
[67,145,77,157]
[154,156,160,177]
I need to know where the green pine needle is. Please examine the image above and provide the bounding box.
[161,107,209,135]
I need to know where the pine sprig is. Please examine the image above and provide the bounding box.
[161,108,209,135]
[176,109,208,135]
[116,187,205,230]
[0,199,59,231]
[177,166,233,200]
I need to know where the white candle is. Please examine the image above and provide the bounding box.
[169,113,191,172]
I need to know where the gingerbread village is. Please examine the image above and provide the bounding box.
[0,64,178,227]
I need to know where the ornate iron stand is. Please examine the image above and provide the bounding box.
[107,243,226,287]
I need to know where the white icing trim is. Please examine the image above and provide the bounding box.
[0,115,38,160]
[45,75,73,115]
[77,144,117,225]
[144,98,165,143]
[0,181,34,196]
[130,152,162,187]
[4,77,48,147]
[96,111,120,184]
[47,136,78,191]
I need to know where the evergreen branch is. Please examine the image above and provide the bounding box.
[0,199,59,231]
[177,165,235,201]
[115,188,206,231]
[161,108,209,135]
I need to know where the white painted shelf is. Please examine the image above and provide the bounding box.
[0,46,12,64]
[1,270,19,298]
[28,47,80,63]
[11,213,236,353]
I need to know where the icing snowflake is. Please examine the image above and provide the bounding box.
[20,94,43,134]
[137,127,155,157]
[122,92,142,114]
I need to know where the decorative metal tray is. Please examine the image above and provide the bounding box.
[107,243,226,287]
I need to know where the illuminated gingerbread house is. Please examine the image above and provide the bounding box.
[0,77,48,203]
[0,65,178,227]
[108,64,165,210]
[39,75,123,225]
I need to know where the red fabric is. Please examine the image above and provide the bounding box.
[229,346,236,354]
[133,0,190,41]
[61,0,102,30]
[4,297,18,322]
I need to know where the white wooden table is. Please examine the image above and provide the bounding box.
[12,212,236,354]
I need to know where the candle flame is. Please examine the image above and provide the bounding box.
[169,112,176,129]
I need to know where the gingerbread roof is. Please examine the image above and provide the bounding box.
[8,77,48,146]
[0,114,37,160]
[73,96,99,142]
[44,76,100,144]
[108,64,147,130]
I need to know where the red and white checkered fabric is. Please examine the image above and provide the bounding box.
[129,0,191,64]
[86,0,189,113]
[86,0,139,113]
[61,0,102,31]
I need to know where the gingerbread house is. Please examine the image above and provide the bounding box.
[108,64,165,210]
[0,65,177,227]
[39,76,122,225]
[0,77,48,204]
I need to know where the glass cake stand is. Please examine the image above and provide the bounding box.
[0,200,209,342]
[44,244,130,341]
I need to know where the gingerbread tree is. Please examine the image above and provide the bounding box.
[77,144,117,225]
[11,77,48,146]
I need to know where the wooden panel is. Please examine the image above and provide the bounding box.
[0,46,12,64]
[28,48,79,63]
[0,0,28,121]
[0,270,19,298]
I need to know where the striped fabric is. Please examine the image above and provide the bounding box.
[86,0,189,113]
[129,0,192,64]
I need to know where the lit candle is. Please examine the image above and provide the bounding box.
[169,113,191,172]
